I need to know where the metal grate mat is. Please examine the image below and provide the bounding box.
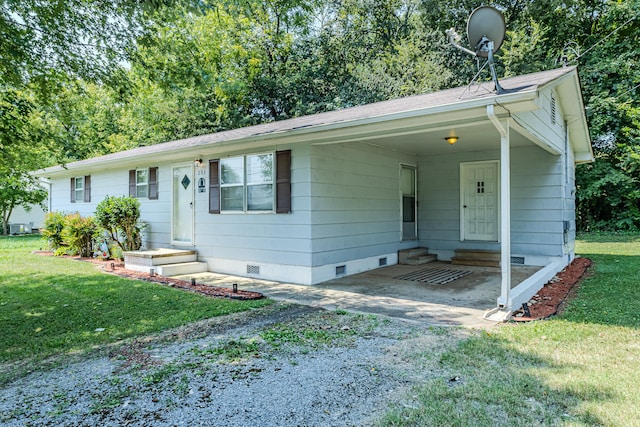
[394,268,473,285]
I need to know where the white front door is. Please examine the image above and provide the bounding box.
[172,164,194,245]
[461,161,499,241]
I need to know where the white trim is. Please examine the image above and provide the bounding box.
[204,252,399,285]
[487,107,511,309]
[171,163,195,246]
[40,69,580,178]
[507,258,567,311]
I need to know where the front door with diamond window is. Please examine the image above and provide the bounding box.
[460,161,499,241]
[172,164,194,245]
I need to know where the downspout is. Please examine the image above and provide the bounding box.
[487,105,511,310]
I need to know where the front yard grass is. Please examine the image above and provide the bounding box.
[0,235,270,373]
[380,232,640,426]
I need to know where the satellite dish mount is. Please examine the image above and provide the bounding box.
[446,6,506,94]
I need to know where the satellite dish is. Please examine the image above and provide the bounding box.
[445,6,506,93]
[467,6,505,58]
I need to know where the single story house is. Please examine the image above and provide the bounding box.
[36,66,593,314]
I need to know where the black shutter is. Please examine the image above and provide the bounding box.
[149,167,158,200]
[70,177,76,203]
[209,159,220,214]
[276,150,291,213]
[84,175,91,202]
[129,170,136,197]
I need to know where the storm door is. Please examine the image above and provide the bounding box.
[172,164,194,245]
[401,165,417,240]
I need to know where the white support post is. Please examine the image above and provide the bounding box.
[487,105,511,310]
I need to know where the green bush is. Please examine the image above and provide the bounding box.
[42,211,66,250]
[95,195,142,252]
[62,213,98,257]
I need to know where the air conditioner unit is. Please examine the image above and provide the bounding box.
[9,224,24,234]
[9,223,31,234]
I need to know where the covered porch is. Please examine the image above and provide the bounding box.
[302,69,591,318]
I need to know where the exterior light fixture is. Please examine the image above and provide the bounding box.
[445,136,459,145]
[194,158,203,167]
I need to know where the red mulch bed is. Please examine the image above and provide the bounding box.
[511,257,592,321]
[33,251,264,301]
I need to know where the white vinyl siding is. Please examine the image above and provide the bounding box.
[419,145,568,260]
[309,142,416,267]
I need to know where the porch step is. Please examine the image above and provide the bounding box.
[124,248,197,267]
[398,248,437,265]
[156,261,209,276]
[124,248,207,276]
[451,249,500,267]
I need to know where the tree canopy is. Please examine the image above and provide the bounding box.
[2,0,640,231]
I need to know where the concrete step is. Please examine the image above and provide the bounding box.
[124,248,197,267]
[156,261,209,276]
[399,248,435,265]
[451,249,500,267]
[405,254,437,265]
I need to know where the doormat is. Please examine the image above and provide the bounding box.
[394,268,473,285]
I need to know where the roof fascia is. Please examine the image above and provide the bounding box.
[539,68,594,163]
[35,89,541,178]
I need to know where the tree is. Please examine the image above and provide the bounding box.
[95,196,143,252]
[0,0,181,89]
[0,89,52,235]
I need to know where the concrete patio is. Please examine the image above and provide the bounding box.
[179,261,541,329]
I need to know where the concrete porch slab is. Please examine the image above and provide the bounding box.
[176,261,541,329]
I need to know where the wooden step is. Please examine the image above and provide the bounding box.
[451,249,500,267]
[398,248,436,265]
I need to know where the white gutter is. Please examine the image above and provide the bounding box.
[487,104,511,311]
[35,89,540,178]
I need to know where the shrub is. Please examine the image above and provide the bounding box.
[42,211,66,250]
[62,213,98,257]
[95,196,143,252]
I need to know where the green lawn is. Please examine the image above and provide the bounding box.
[0,235,270,369]
[380,232,640,426]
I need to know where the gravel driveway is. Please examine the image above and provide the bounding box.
[0,303,468,426]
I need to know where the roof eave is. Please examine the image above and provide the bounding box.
[546,68,594,163]
[34,89,540,178]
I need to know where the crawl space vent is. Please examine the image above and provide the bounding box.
[379,257,388,266]
[335,265,346,276]
[511,256,525,265]
[246,265,260,275]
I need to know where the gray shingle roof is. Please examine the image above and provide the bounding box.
[42,67,577,172]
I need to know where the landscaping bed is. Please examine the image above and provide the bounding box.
[512,257,592,321]
[35,251,265,301]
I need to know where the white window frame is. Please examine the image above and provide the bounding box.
[220,152,275,213]
[135,169,149,199]
[74,176,85,202]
